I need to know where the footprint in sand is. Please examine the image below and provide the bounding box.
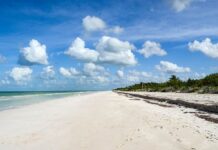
[153,125,163,129]
[0,142,4,144]
[177,138,182,143]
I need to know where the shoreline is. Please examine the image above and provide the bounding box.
[0,91,96,112]
[0,91,218,149]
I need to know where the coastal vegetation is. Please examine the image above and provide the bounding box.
[115,73,218,93]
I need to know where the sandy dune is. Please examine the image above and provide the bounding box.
[0,91,217,150]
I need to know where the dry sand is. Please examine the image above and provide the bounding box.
[0,91,217,150]
[124,91,218,105]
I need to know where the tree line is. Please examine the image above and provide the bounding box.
[115,73,218,94]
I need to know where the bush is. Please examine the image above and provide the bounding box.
[115,73,218,94]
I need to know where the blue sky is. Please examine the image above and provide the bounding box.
[0,0,218,91]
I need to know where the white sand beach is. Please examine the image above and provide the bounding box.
[0,91,218,150]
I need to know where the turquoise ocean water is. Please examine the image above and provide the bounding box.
[0,91,90,111]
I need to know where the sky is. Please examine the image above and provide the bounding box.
[0,0,218,91]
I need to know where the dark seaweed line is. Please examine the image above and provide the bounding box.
[195,114,218,124]
[116,91,218,114]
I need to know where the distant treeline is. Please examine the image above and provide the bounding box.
[115,73,218,94]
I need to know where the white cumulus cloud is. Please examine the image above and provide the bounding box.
[65,37,99,62]
[82,16,124,34]
[193,72,206,79]
[82,16,106,32]
[188,38,218,58]
[65,36,136,66]
[59,67,80,78]
[19,39,48,65]
[129,70,151,78]
[9,67,32,84]
[168,0,193,12]
[126,70,151,83]
[156,61,191,73]
[0,78,10,85]
[41,66,55,79]
[93,75,109,83]
[117,70,124,78]
[109,26,124,34]
[139,41,167,58]
[83,62,105,76]
[96,36,137,66]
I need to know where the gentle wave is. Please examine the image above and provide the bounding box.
[0,91,91,111]
[0,92,83,100]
